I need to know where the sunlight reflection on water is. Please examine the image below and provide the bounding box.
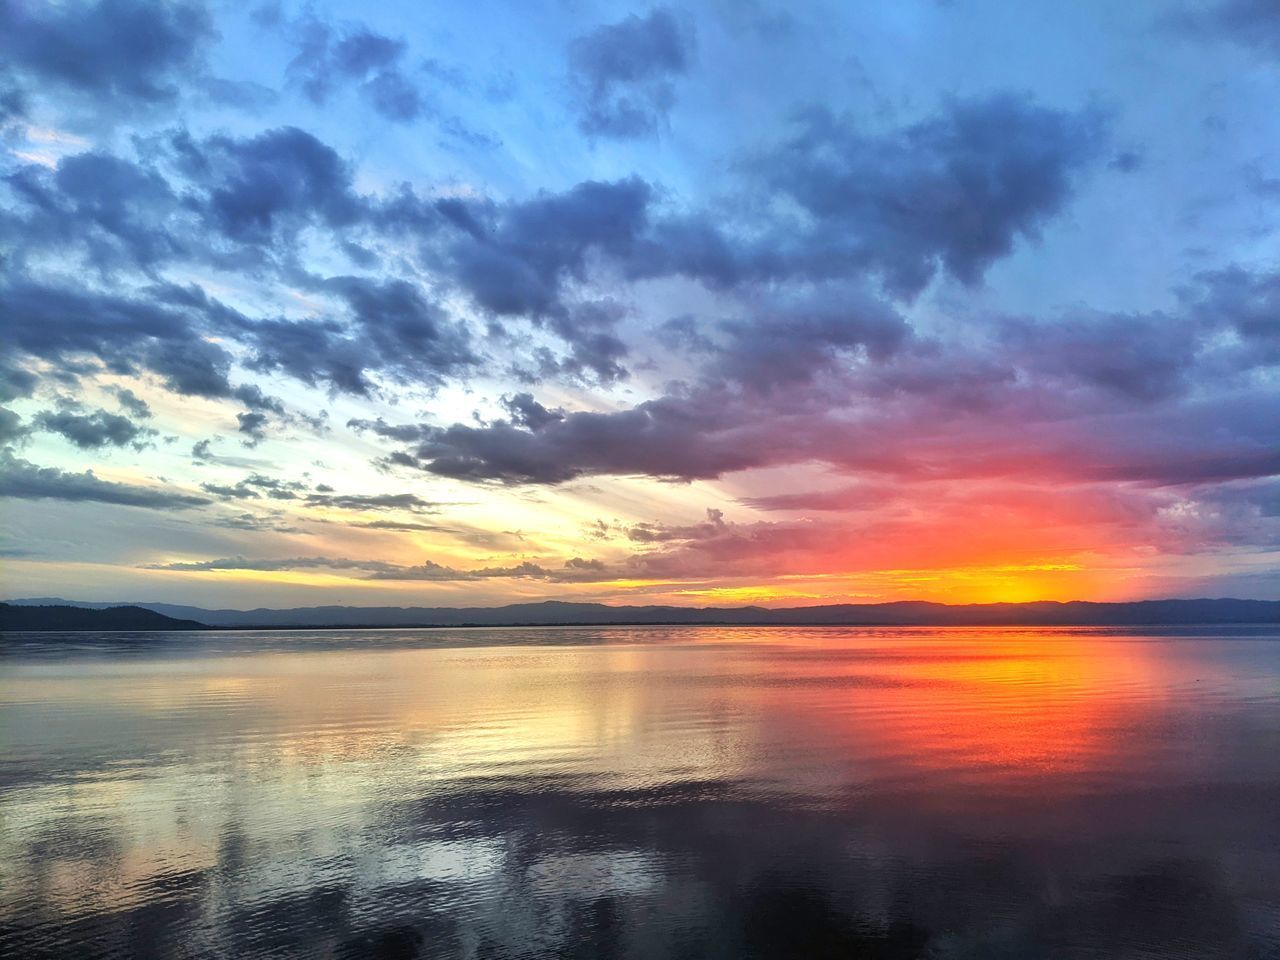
[2,626,1278,958]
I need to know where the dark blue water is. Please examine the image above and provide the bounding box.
[2,626,1278,958]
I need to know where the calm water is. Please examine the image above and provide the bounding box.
[2,626,1278,959]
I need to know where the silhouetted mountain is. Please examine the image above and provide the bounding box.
[5,597,1277,629]
[0,603,205,632]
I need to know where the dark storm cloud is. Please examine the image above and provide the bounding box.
[0,0,216,110]
[33,406,156,449]
[569,7,694,138]
[0,452,209,509]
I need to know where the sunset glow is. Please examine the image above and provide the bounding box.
[1,1,1277,609]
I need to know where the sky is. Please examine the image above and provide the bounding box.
[0,0,1277,609]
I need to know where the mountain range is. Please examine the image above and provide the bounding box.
[0,603,205,632]
[4,597,1278,630]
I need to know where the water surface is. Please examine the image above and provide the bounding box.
[2,626,1278,958]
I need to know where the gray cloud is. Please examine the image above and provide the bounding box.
[0,0,216,112]
[1184,0,1280,59]
[747,95,1108,297]
[569,8,694,138]
[444,177,653,318]
[108,387,153,419]
[0,408,28,444]
[284,15,424,121]
[143,554,621,582]
[0,452,209,509]
[304,491,442,512]
[33,406,157,449]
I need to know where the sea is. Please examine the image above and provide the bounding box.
[2,625,1278,958]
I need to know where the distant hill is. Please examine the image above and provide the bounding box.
[5,597,1278,629]
[0,603,206,632]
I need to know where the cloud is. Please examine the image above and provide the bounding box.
[368,557,617,583]
[144,554,622,582]
[0,279,235,397]
[284,15,425,121]
[1182,0,1280,59]
[745,95,1109,297]
[0,452,209,509]
[710,283,909,391]
[388,388,784,484]
[1184,266,1280,367]
[569,8,694,138]
[236,411,269,446]
[0,0,216,112]
[0,408,28,444]
[108,387,153,419]
[181,126,364,244]
[200,481,262,500]
[628,507,727,542]
[7,151,183,270]
[0,360,37,403]
[304,491,442,512]
[501,393,564,431]
[145,555,403,573]
[233,278,478,397]
[191,439,273,469]
[352,519,455,532]
[33,406,157,449]
[444,177,653,317]
[1000,310,1202,402]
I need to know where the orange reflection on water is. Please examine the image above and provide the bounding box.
[0,626,1231,928]
[737,629,1184,792]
